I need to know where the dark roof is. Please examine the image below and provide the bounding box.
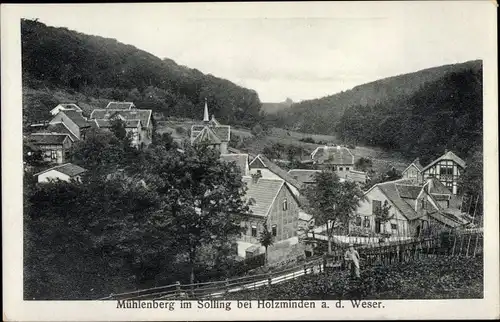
[249,155,302,190]
[424,177,452,195]
[35,163,87,177]
[90,109,152,127]
[41,123,78,141]
[427,210,463,228]
[190,123,230,144]
[29,133,70,145]
[106,102,135,109]
[95,119,141,128]
[376,181,420,221]
[422,150,466,171]
[61,110,90,128]
[395,184,422,199]
[242,177,284,217]
[220,154,249,176]
[287,169,322,184]
[192,127,222,145]
[311,146,354,165]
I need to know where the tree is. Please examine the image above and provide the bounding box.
[251,123,263,137]
[374,200,393,238]
[110,118,127,141]
[459,149,483,221]
[259,223,274,266]
[302,170,365,254]
[152,144,250,283]
[354,157,373,172]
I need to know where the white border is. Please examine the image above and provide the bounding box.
[2,2,498,320]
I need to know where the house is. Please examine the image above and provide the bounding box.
[35,123,79,142]
[236,174,306,261]
[50,103,83,116]
[402,158,424,184]
[106,101,136,110]
[310,145,355,178]
[190,99,230,154]
[89,108,153,148]
[34,163,87,183]
[49,110,91,140]
[248,154,302,197]
[220,153,250,176]
[27,133,73,164]
[420,150,466,195]
[350,178,467,239]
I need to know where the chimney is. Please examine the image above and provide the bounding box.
[211,114,215,121]
[251,170,262,184]
[203,98,209,123]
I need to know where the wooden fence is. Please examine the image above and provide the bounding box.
[98,231,482,301]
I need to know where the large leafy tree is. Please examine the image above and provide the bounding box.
[459,149,483,221]
[148,144,250,283]
[302,170,365,254]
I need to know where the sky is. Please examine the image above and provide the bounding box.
[16,2,494,102]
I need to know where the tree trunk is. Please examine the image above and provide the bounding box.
[327,222,332,254]
[189,249,195,285]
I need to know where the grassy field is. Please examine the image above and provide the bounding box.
[155,120,410,173]
[220,256,483,300]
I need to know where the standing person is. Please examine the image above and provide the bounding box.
[344,243,361,278]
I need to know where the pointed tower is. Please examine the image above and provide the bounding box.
[203,98,209,123]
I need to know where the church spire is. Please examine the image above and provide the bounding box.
[203,98,209,123]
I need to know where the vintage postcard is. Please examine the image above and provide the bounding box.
[2,1,499,321]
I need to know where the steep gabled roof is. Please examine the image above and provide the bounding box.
[40,123,78,141]
[51,103,83,113]
[311,146,354,165]
[212,125,230,142]
[34,163,87,177]
[242,177,285,217]
[249,154,302,190]
[220,154,249,176]
[396,184,422,199]
[192,126,222,145]
[376,181,420,221]
[90,109,152,127]
[422,150,466,171]
[29,133,70,145]
[402,157,424,174]
[60,110,90,128]
[106,102,135,109]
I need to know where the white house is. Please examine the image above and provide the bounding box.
[34,163,87,183]
[50,103,83,116]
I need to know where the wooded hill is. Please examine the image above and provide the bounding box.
[267,60,483,164]
[21,19,262,127]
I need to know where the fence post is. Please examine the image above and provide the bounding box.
[225,278,230,294]
[175,281,181,298]
[451,234,457,256]
[304,264,307,275]
[473,233,480,257]
[267,274,272,286]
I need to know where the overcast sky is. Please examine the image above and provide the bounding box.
[18,2,493,102]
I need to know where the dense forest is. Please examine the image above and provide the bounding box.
[267,60,483,164]
[21,19,262,127]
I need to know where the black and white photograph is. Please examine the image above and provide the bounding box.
[2,1,498,320]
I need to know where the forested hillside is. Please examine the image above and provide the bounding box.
[21,19,262,127]
[267,60,483,164]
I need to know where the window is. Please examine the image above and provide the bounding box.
[372,200,382,216]
[421,199,426,209]
[355,216,362,226]
[251,225,257,237]
[346,167,350,171]
[339,167,343,171]
[363,216,370,228]
[272,225,277,236]
[391,223,398,230]
[256,170,262,175]
[50,150,57,160]
[282,199,288,211]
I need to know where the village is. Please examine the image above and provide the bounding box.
[24,97,480,277]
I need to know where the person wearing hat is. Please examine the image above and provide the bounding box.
[344,243,361,278]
